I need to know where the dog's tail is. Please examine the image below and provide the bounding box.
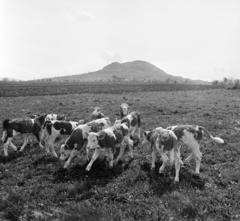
[199,126,224,144]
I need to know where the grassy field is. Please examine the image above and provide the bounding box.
[0,82,221,97]
[0,86,239,221]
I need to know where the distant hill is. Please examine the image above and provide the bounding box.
[36,60,210,84]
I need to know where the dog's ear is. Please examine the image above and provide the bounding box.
[85,132,89,137]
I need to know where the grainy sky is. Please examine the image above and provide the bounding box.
[1,0,240,81]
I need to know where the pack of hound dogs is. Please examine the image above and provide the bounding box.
[1,103,224,182]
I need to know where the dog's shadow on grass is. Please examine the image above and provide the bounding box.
[140,161,206,197]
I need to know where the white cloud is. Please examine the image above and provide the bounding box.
[76,11,95,22]
[63,11,95,22]
[100,51,124,63]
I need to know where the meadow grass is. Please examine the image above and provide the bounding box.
[0,88,239,220]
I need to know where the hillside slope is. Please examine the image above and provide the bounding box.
[47,60,209,84]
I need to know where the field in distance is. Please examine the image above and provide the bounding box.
[0,82,222,97]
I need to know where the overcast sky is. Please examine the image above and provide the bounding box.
[0,0,240,81]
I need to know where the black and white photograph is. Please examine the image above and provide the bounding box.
[0,0,239,220]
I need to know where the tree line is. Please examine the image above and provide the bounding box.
[212,77,239,87]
